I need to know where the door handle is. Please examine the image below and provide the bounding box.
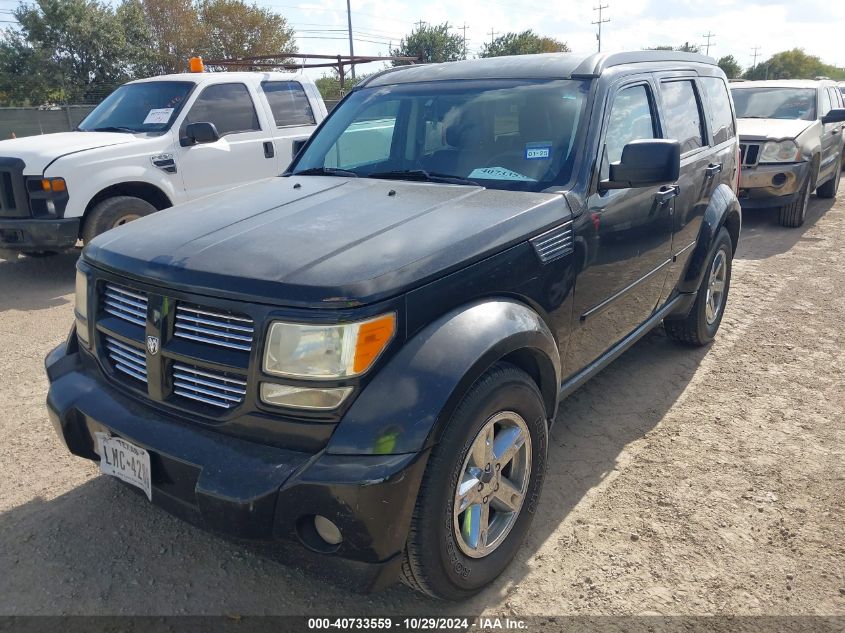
[263,141,275,158]
[654,185,678,204]
[705,162,723,176]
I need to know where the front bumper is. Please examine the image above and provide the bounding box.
[45,337,429,591]
[0,217,79,250]
[737,161,810,209]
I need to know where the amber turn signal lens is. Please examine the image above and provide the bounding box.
[42,178,66,192]
[353,313,396,374]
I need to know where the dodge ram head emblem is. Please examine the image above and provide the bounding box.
[146,336,160,355]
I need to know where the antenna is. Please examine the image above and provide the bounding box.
[592,4,610,53]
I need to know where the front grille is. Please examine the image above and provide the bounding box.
[739,143,760,167]
[172,363,247,409]
[0,172,16,212]
[103,284,148,327]
[104,336,147,384]
[175,304,253,352]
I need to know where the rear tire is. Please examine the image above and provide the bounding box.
[816,158,841,199]
[777,176,811,228]
[82,196,156,244]
[400,362,548,600]
[664,227,733,347]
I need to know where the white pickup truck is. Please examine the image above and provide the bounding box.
[0,69,327,254]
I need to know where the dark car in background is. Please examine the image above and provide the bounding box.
[46,51,741,599]
[731,79,845,227]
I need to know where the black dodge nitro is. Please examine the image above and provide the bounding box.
[46,51,741,599]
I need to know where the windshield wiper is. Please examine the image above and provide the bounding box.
[367,169,479,186]
[292,167,358,178]
[88,126,138,133]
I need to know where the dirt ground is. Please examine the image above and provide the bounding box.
[0,189,843,618]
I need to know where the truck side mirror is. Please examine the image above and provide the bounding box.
[181,122,220,146]
[292,138,307,157]
[821,108,845,125]
[602,139,681,190]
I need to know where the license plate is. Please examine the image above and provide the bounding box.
[95,432,152,501]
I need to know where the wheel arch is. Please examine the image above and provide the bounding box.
[325,298,561,456]
[674,183,741,297]
[81,181,173,235]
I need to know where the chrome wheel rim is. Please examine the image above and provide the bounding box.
[453,411,532,559]
[705,249,728,325]
[113,214,140,228]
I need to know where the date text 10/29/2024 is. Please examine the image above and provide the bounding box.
[307,618,528,630]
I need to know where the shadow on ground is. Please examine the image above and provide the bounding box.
[0,250,80,313]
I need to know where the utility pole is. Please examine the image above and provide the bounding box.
[751,45,761,67]
[415,20,427,31]
[592,4,610,53]
[460,23,469,58]
[489,27,499,46]
[702,31,715,56]
[346,0,355,79]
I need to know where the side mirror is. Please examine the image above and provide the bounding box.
[821,108,845,124]
[181,121,220,146]
[602,139,681,190]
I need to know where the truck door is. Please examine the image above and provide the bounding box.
[259,80,319,171]
[819,87,843,181]
[175,82,278,200]
[565,78,675,375]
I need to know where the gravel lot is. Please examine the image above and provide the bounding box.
[1,189,843,617]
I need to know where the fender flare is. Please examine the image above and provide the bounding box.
[674,183,741,297]
[326,299,561,456]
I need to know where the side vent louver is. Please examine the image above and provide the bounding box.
[530,222,574,263]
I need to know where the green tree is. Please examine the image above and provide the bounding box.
[391,22,465,66]
[744,48,845,80]
[480,30,569,58]
[141,0,202,74]
[198,0,296,69]
[717,54,742,79]
[0,0,156,105]
[646,42,701,53]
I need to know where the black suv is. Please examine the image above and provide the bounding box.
[46,51,741,600]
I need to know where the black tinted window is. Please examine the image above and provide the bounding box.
[660,80,705,153]
[262,81,316,127]
[604,84,657,168]
[701,77,735,144]
[183,83,260,136]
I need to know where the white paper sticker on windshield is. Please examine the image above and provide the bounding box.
[468,167,536,182]
[142,108,174,125]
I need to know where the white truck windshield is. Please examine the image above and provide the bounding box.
[79,81,195,133]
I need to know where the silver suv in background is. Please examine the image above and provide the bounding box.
[730,79,845,227]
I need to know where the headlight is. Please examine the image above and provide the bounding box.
[263,312,396,379]
[759,140,801,163]
[75,269,89,346]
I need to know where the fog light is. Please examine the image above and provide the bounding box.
[260,383,352,410]
[771,173,787,187]
[314,515,343,545]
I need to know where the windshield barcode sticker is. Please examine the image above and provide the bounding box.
[143,108,174,125]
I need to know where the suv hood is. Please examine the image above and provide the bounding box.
[737,118,814,141]
[84,176,569,308]
[0,131,138,173]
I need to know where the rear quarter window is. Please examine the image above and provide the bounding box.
[700,77,736,144]
[660,80,705,154]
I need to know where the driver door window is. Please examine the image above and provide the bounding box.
[181,83,260,138]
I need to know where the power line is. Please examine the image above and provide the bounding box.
[592,4,609,53]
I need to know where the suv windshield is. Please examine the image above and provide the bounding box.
[731,87,817,121]
[292,79,590,191]
[79,81,195,133]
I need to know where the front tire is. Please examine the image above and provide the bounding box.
[778,174,811,228]
[82,196,156,244]
[400,362,548,600]
[664,227,733,347]
[816,158,841,199]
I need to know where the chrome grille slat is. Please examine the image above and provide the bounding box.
[530,222,575,263]
[103,283,148,327]
[174,304,254,352]
[104,336,147,384]
[172,362,247,409]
